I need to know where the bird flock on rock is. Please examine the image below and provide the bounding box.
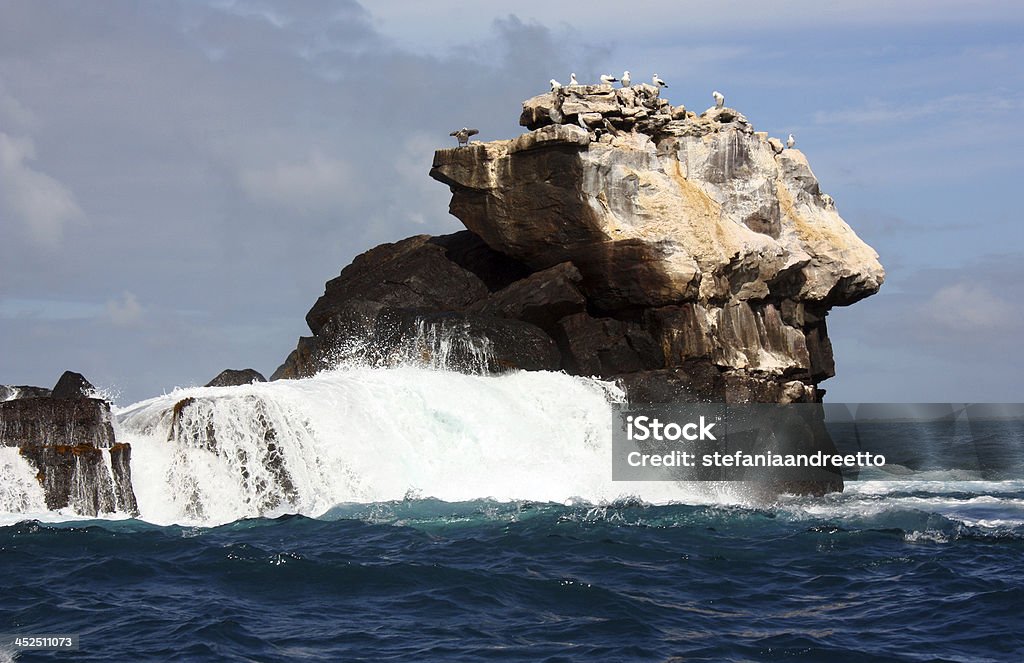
[450,72,797,150]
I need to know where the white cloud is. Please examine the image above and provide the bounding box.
[920,283,1014,333]
[237,150,358,214]
[813,93,1024,126]
[0,132,83,249]
[106,291,144,326]
[370,1,1024,52]
[0,84,37,132]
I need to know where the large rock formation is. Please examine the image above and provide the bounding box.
[278,83,882,410]
[0,371,138,516]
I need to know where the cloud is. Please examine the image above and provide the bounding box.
[813,92,1024,126]
[0,83,37,131]
[0,132,83,249]
[919,283,1014,333]
[237,151,358,214]
[1,2,1021,402]
[106,291,144,326]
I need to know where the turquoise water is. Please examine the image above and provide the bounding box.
[3,487,1023,661]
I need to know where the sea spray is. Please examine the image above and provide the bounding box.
[0,447,46,513]
[116,366,711,526]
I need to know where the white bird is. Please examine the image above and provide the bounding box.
[600,74,618,85]
[652,74,668,88]
[786,133,796,149]
[621,71,631,87]
[450,127,479,147]
[550,78,561,91]
[569,73,579,86]
[712,90,725,109]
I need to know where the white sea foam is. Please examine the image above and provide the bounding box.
[114,366,730,526]
[0,447,46,514]
[4,364,1022,530]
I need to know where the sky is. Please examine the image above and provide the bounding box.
[1,0,1022,404]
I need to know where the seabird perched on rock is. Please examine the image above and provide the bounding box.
[550,78,562,91]
[621,71,631,87]
[569,73,579,86]
[786,133,796,149]
[449,127,479,148]
[652,74,668,89]
[600,74,618,85]
[712,90,725,109]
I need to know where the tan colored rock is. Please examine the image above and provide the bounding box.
[429,84,884,398]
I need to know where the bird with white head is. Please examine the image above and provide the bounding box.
[449,127,479,148]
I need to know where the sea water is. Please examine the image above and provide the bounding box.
[1,366,1022,661]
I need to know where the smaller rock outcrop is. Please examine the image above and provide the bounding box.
[205,369,267,388]
[51,370,96,399]
[1,385,53,401]
[0,371,138,516]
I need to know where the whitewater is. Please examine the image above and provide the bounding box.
[1,364,1022,539]
[3,366,1023,661]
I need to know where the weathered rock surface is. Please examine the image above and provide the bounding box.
[51,370,96,399]
[274,232,543,379]
[206,368,267,388]
[266,85,885,494]
[0,372,138,516]
[278,86,881,411]
[423,86,882,402]
[469,262,587,329]
[1,385,53,401]
[433,89,883,314]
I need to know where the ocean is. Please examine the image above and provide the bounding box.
[2,367,1023,661]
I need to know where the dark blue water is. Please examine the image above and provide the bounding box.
[3,490,1023,662]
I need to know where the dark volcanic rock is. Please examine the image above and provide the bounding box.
[305,234,491,334]
[375,309,562,373]
[206,368,267,388]
[51,371,95,399]
[614,365,726,404]
[19,444,116,512]
[0,397,115,448]
[273,86,888,496]
[429,231,532,292]
[470,262,586,330]
[555,312,663,376]
[1,385,53,401]
[109,443,139,516]
[0,373,138,516]
[271,336,320,381]
[278,231,541,379]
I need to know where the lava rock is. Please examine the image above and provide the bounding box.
[305,234,491,334]
[51,370,95,399]
[0,372,138,516]
[205,369,267,388]
[0,385,52,401]
[470,262,587,330]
